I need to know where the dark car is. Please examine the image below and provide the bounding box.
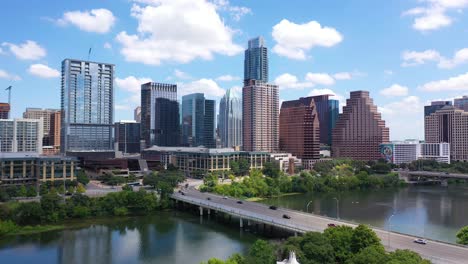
[283,214,291,219]
[206,197,211,200]
[328,223,336,227]
[180,191,185,195]
[269,205,278,210]
[237,200,243,204]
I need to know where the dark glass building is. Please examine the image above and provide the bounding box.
[141,82,179,147]
[424,101,452,117]
[61,59,114,153]
[328,99,339,145]
[181,93,215,148]
[244,36,268,83]
[115,121,141,153]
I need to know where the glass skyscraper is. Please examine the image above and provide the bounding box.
[61,59,114,153]
[182,93,215,148]
[244,36,268,83]
[328,99,339,145]
[141,82,179,148]
[218,88,242,148]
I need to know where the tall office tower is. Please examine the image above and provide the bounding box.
[243,79,279,152]
[332,91,389,161]
[279,97,320,168]
[454,96,468,111]
[328,99,339,145]
[23,108,60,146]
[244,36,268,83]
[218,88,242,148]
[141,82,179,147]
[424,100,452,117]
[49,111,61,151]
[181,93,215,148]
[61,59,114,153]
[307,95,333,145]
[425,106,468,161]
[0,103,10,119]
[115,120,141,154]
[0,118,43,153]
[134,106,141,123]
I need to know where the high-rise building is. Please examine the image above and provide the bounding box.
[279,97,320,168]
[134,106,141,123]
[0,103,10,119]
[218,88,242,148]
[425,106,468,161]
[23,108,60,146]
[328,99,340,145]
[424,100,452,117]
[454,96,468,112]
[244,36,268,83]
[115,121,141,154]
[61,59,114,153]
[0,118,43,153]
[181,93,215,148]
[243,79,279,152]
[141,82,179,148]
[380,141,450,165]
[49,111,61,151]
[332,91,389,161]
[305,95,337,145]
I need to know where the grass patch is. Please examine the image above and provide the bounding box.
[245,192,302,202]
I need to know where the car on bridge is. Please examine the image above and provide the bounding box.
[237,200,243,204]
[269,205,278,210]
[327,223,336,227]
[283,214,291,219]
[413,238,427,245]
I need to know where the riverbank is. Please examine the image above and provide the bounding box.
[245,192,302,202]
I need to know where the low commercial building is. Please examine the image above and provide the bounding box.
[270,153,302,174]
[142,146,270,176]
[380,142,450,164]
[0,153,77,185]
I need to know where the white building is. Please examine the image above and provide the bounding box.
[277,251,300,264]
[270,153,302,174]
[0,118,43,154]
[380,141,450,164]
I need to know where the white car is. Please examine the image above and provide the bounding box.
[414,238,427,245]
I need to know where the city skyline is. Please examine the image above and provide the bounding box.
[1,0,468,140]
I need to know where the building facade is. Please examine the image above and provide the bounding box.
[218,88,242,148]
[328,99,339,145]
[332,91,389,161]
[115,121,141,154]
[0,153,77,186]
[142,146,270,176]
[279,97,320,167]
[181,93,215,148]
[424,101,452,117]
[454,96,468,112]
[380,142,450,165]
[244,36,268,83]
[0,103,10,119]
[242,79,279,152]
[61,59,114,153]
[49,111,61,153]
[425,106,468,161]
[141,82,179,148]
[134,106,141,123]
[23,108,60,148]
[0,118,43,153]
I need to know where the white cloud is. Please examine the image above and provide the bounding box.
[104,42,112,49]
[2,40,46,60]
[307,88,346,110]
[403,0,468,32]
[58,8,116,34]
[115,76,153,104]
[116,0,242,65]
[380,84,409,97]
[213,0,252,21]
[0,47,4,55]
[274,73,313,90]
[0,69,21,81]
[419,72,468,92]
[216,74,240,82]
[174,69,191,80]
[272,19,343,60]
[333,72,352,80]
[402,48,468,69]
[305,72,335,86]
[384,70,394,76]
[401,49,441,67]
[380,96,424,140]
[179,78,225,98]
[28,64,60,78]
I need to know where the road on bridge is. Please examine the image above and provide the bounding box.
[173,188,468,264]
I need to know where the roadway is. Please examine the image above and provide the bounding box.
[403,170,468,180]
[172,188,468,264]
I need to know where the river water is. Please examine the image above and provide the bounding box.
[263,185,468,243]
[1,185,467,263]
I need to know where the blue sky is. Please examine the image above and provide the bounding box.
[1,0,468,140]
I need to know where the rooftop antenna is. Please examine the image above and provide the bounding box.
[5,86,11,118]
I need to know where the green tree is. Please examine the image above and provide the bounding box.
[72,206,90,218]
[299,232,335,264]
[230,160,240,176]
[76,170,90,185]
[26,186,37,197]
[113,207,128,216]
[347,245,387,264]
[18,185,27,197]
[143,173,159,188]
[67,186,75,195]
[351,225,381,253]
[388,249,431,264]
[324,225,354,263]
[238,158,250,176]
[0,220,19,236]
[122,184,133,192]
[262,162,281,178]
[456,226,468,245]
[13,202,44,225]
[76,183,86,194]
[40,193,63,222]
[245,240,276,264]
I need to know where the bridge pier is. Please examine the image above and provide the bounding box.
[441,179,448,187]
[207,208,211,215]
[240,218,243,228]
[199,206,203,216]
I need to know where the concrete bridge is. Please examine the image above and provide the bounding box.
[172,189,468,264]
[399,170,468,185]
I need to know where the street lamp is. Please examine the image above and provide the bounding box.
[387,214,395,248]
[333,197,339,219]
[306,200,313,213]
